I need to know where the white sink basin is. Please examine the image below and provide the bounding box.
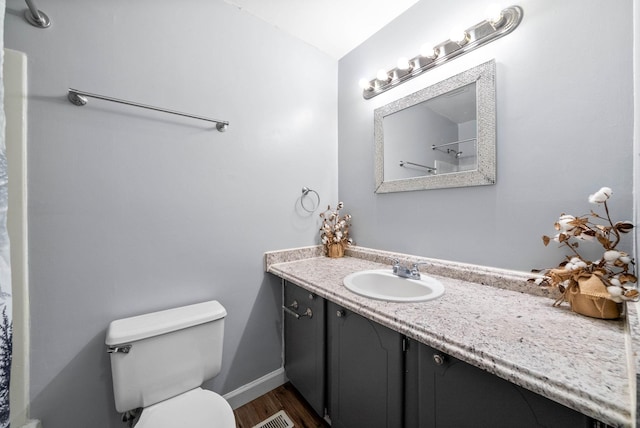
[343,269,445,302]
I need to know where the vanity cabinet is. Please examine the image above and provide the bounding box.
[283,282,601,428]
[327,301,404,428]
[283,281,326,417]
[405,340,593,428]
[283,282,403,427]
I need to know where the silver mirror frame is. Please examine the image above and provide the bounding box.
[374,59,496,193]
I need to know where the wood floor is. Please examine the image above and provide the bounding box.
[234,382,329,428]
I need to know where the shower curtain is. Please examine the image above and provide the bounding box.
[0,1,12,427]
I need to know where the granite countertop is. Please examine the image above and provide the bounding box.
[265,245,634,427]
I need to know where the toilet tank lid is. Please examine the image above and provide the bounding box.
[105,300,227,345]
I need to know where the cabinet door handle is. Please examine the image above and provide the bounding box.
[336,309,346,318]
[287,300,299,310]
[283,306,313,319]
[433,354,445,366]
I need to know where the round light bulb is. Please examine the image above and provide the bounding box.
[420,42,436,58]
[449,28,468,44]
[376,69,389,81]
[485,4,503,25]
[358,78,372,90]
[396,57,411,71]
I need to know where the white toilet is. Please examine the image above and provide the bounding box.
[105,300,236,427]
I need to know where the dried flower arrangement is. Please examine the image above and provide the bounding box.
[319,202,353,258]
[532,187,638,318]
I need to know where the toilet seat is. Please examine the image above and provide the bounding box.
[134,387,236,428]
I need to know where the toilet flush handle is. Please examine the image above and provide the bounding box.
[106,344,132,354]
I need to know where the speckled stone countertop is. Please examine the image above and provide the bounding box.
[265,245,634,427]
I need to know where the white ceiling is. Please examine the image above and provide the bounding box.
[224,0,420,59]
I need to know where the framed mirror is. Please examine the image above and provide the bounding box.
[374,60,496,193]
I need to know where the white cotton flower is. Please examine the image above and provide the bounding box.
[588,187,612,204]
[534,278,545,285]
[557,215,576,232]
[604,250,621,262]
[609,277,622,287]
[563,258,586,270]
[576,233,595,242]
[620,255,632,264]
[607,285,623,297]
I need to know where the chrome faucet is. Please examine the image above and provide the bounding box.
[391,260,429,280]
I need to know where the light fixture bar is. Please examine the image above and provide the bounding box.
[361,5,523,100]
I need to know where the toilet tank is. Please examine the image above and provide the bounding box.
[105,300,227,413]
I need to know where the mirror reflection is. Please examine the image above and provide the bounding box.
[374,60,496,193]
[383,82,477,181]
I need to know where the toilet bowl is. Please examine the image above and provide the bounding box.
[105,300,236,427]
[134,388,235,428]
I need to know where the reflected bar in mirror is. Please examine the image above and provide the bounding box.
[399,161,436,173]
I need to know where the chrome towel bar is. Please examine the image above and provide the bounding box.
[24,0,50,28]
[67,88,229,132]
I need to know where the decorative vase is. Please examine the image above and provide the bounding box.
[326,243,344,258]
[568,288,621,320]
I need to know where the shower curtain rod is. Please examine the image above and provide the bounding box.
[67,88,229,132]
[431,137,477,149]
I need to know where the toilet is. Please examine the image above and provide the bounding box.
[105,300,236,427]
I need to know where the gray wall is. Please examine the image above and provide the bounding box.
[4,1,337,427]
[339,0,634,271]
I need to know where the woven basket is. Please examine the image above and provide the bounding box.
[568,288,620,319]
[326,243,344,258]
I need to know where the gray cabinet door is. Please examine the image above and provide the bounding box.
[327,301,404,428]
[283,281,326,417]
[407,340,592,428]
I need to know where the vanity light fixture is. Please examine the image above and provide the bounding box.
[359,5,523,99]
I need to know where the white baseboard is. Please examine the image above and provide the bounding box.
[223,368,287,409]
[19,420,42,428]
